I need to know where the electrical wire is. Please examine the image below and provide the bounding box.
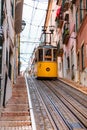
[21,1,49,70]
[24,2,54,11]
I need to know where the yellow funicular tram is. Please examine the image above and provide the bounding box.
[34,44,58,79]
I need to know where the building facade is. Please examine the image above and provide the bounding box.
[44,0,87,86]
[0,0,24,108]
[76,0,87,86]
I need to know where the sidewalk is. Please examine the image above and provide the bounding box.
[59,78,87,95]
[0,76,32,129]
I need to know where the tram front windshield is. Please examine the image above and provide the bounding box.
[44,48,52,61]
[38,48,57,62]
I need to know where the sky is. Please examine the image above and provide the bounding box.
[20,0,48,71]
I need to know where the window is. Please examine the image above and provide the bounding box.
[11,0,14,17]
[86,0,87,12]
[81,44,85,70]
[38,49,43,61]
[0,0,1,25]
[80,0,84,23]
[76,9,78,31]
[6,49,8,68]
[56,0,59,5]
[44,48,52,61]
[77,52,80,70]
[8,48,12,79]
[0,37,2,73]
[0,0,3,90]
[35,52,37,62]
[1,0,4,25]
[71,46,74,66]
[67,56,70,69]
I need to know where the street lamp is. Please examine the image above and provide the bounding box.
[21,20,26,31]
[49,25,54,34]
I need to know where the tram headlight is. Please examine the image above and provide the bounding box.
[46,67,50,72]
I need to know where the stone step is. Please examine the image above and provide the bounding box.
[0,121,31,127]
[12,92,27,96]
[5,98,28,105]
[7,99,28,104]
[0,126,32,130]
[1,111,29,117]
[0,116,30,121]
[13,84,26,88]
[12,91,27,94]
[3,105,29,111]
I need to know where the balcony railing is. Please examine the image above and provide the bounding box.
[0,26,3,38]
[55,11,63,28]
[57,40,63,56]
[55,18,63,28]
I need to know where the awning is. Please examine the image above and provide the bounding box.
[56,7,61,17]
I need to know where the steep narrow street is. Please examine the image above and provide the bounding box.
[0,0,87,129]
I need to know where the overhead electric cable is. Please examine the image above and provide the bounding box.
[24,3,55,11]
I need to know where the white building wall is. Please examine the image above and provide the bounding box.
[57,57,63,77]
[51,1,64,78]
[62,4,77,81]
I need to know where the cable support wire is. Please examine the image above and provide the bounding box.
[33,13,46,41]
[20,57,29,63]
[21,41,40,44]
[28,1,39,39]
[23,20,41,27]
[24,1,39,53]
[24,2,55,12]
[20,56,30,59]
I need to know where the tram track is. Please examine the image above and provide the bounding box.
[49,80,87,120]
[34,79,87,129]
[34,80,69,130]
[55,80,87,108]
[41,80,87,128]
[27,76,87,130]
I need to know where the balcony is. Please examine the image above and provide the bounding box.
[55,17,63,28]
[57,40,63,56]
[62,0,69,12]
[55,9,63,29]
[62,28,69,45]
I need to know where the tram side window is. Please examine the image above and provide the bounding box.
[38,49,43,61]
[45,49,52,61]
[53,49,57,61]
[35,52,37,62]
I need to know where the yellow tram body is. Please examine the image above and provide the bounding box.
[33,44,58,79]
[35,61,57,78]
